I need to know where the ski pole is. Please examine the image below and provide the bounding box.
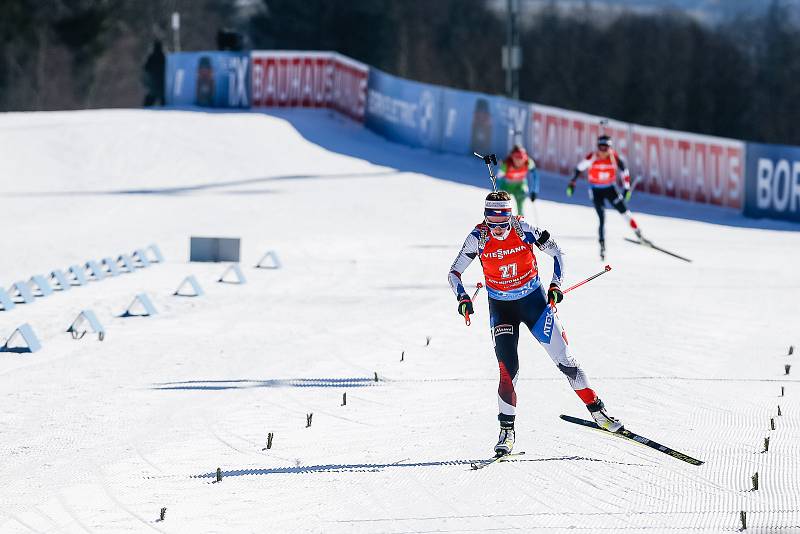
[464,282,483,326]
[549,265,612,309]
[564,264,612,295]
[473,152,498,192]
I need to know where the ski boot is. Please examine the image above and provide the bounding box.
[494,423,515,456]
[599,239,606,260]
[587,399,623,432]
[634,228,651,245]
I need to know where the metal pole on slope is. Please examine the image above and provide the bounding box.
[171,12,181,52]
[503,0,521,99]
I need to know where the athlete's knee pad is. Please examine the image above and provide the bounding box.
[557,363,579,380]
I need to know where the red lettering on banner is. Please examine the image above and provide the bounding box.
[709,144,724,205]
[251,52,367,122]
[533,107,629,178]
[727,146,742,207]
[534,105,744,209]
[677,139,691,201]
[693,143,707,204]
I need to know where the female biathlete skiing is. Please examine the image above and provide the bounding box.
[448,190,622,456]
[567,134,646,259]
[496,144,539,216]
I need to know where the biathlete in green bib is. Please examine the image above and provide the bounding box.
[496,145,540,216]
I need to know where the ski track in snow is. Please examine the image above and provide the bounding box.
[0,108,799,533]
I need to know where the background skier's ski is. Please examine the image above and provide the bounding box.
[560,415,704,466]
[624,237,692,263]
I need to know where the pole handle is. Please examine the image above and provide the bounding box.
[464,283,484,326]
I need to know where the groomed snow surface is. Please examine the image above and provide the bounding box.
[1,108,799,534]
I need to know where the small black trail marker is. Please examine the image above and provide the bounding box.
[770,418,775,430]
[763,437,770,453]
[777,405,782,416]
[216,467,222,483]
[751,472,759,491]
[785,364,791,375]
[306,413,313,427]
[789,345,794,355]
[374,372,379,382]
[262,432,273,450]
[780,386,785,397]
[401,351,404,362]
[425,336,431,347]
[159,507,166,521]
[341,392,346,406]
[740,510,747,530]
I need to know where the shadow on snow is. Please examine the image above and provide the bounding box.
[152,377,380,390]
[193,455,647,478]
[5,170,397,197]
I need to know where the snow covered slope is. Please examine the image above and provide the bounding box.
[0,108,798,533]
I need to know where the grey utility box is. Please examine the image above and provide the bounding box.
[190,237,241,262]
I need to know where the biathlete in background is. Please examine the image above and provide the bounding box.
[567,135,646,259]
[496,145,539,216]
[448,190,622,456]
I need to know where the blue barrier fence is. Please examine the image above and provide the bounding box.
[744,142,800,222]
[364,68,532,159]
[166,52,250,108]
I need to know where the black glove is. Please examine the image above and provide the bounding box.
[529,191,537,202]
[457,294,474,317]
[547,284,563,305]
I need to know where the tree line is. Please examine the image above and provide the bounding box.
[2,0,798,145]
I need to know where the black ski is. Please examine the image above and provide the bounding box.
[560,415,704,466]
[470,451,526,470]
[624,237,692,263]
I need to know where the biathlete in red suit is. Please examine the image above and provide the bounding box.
[567,135,646,259]
[448,190,623,456]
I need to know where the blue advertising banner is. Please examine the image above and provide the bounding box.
[165,52,250,108]
[744,142,800,222]
[365,69,444,151]
[489,96,534,158]
[365,69,533,159]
